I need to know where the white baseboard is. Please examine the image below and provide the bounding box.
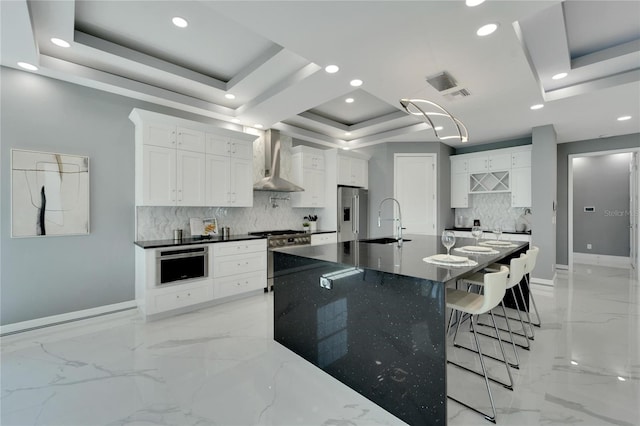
[531,277,555,286]
[573,253,631,269]
[0,301,137,336]
[556,264,569,270]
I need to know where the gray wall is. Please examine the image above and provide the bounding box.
[556,133,640,265]
[0,66,241,325]
[572,154,631,256]
[454,136,532,155]
[360,142,454,237]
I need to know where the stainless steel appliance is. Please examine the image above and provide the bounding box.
[337,186,369,242]
[156,246,208,286]
[248,230,311,289]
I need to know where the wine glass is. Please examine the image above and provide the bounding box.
[441,231,456,258]
[471,225,482,246]
[492,226,502,241]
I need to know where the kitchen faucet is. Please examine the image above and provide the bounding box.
[377,197,403,245]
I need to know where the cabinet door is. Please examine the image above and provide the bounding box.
[512,150,531,168]
[488,153,511,171]
[350,158,368,188]
[230,157,253,207]
[206,154,231,206]
[451,172,469,208]
[511,167,531,207]
[142,145,176,205]
[177,127,205,152]
[468,157,488,173]
[337,156,352,185]
[230,139,253,160]
[206,134,231,156]
[176,150,206,206]
[450,157,468,174]
[143,122,176,149]
[303,154,325,170]
[310,169,325,206]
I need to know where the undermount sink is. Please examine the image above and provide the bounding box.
[360,237,411,244]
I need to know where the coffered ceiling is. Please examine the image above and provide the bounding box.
[1,1,639,150]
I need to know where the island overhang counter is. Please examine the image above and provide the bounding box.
[272,234,529,425]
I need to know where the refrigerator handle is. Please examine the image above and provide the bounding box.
[353,195,359,236]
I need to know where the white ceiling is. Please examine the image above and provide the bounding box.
[1,0,639,150]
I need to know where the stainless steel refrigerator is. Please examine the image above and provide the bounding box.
[337,186,368,242]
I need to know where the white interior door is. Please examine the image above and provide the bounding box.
[394,154,437,236]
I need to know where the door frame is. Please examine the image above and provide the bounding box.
[393,153,438,236]
[568,147,640,271]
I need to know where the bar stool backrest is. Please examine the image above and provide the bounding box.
[523,246,539,274]
[476,265,509,315]
[507,255,527,289]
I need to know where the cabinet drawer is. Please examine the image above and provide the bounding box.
[311,233,337,245]
[153,284,210,312]
[177,127,205,152]
[215,271,266,299]
[214,252,266,277]
[213,239,266,256]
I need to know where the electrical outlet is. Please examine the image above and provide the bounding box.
[320,276,333,290]
[587,243,592,250]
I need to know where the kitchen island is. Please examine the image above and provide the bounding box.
[273,234,528,425]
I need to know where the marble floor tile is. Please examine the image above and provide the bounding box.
[1,264,638,425]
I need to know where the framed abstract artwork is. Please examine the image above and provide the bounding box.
[11,149,90,237]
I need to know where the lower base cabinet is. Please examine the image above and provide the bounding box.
[135,239,267,318]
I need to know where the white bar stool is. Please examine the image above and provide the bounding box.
[446,265,511,424]
[522,246,541,327]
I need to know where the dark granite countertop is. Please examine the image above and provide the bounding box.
[309,229,337,235]
[274,234,528,284]
[135,234,265,249]
[446,227,531,235]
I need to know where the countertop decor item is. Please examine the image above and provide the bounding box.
[304,214,318,232]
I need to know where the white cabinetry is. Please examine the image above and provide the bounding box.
[139,129,206,206]
[291,146,326,208]
[338,155,368,188]
[450,146,532,208]
[212,239,267,298]
[131,108,256,207]
[311,232,337,246]
[205,135,253,207]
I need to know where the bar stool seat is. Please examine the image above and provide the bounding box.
[446,265,511,424]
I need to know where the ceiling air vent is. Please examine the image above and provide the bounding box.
[426,71,458,92]
[444,88,471,100]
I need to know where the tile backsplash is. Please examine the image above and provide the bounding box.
[136,192,322,240]
[454,193,530,231]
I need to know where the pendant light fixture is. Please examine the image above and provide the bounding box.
[399,99,469,142]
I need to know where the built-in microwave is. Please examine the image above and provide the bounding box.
[156,246,208,286]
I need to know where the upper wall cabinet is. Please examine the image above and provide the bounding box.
[338,154,368,188]
[291,146,326,208]
[450,145,532,208]
[130,108,257,207]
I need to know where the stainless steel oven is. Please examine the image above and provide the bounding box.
[248,230,311,289]
[156,246,208,286]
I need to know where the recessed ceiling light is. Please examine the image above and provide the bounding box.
[325,65,339,74]
[345,132,351,136]
[617,115,632,121]
[466,0,486,6]
[172,17,188,28]
[618,376,626,381]
[477,23,498,37]
[345,98,354,103]
[570,360,578,366]
[231,118,240,123]
[350,79,363,87]
[225,93,236,100]
[50,38,70,48]
[254,124,263,129]
[342,147,350,150]
[434,126,444,131]
[552,72,568,80]
[17,62,38,71]
[530,104,544,110]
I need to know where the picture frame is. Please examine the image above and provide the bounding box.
[202,218,218,236]
[11,149,90,238]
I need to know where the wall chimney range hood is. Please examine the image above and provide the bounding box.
[253,129,304,192]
